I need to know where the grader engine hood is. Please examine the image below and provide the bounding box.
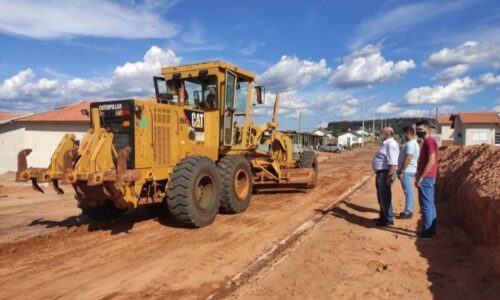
[92,100,135,169]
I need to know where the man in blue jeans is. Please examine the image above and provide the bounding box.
[414,120,439,240]
[397,126,419,219]
[371,127,399,227]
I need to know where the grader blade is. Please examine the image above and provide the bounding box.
[15,148,32,182]
[16,149,46,193]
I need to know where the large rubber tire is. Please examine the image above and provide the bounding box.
[81,201,126,221]
[297,150,318,187]
[166,156,222,228]
[217,155,253,214]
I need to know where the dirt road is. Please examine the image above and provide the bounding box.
[233,172,500,300]
[0,149,374,299]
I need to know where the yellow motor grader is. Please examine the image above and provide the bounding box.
[16,61,318,227]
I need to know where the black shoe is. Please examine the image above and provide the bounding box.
[373,217,383,222]
[375,220,394,227]
[396,213,413,219]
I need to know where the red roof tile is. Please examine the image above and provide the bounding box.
[451,112,500,128]
[0,112,29,122]
[436,115,452,125]
[457,112,500,124]
[17,101,91,123]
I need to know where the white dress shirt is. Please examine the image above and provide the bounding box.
[372,137,400,172]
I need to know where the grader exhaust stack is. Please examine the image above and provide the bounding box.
[17,61,318,227]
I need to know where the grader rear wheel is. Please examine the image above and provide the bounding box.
[298,150,318,187]
[217,155,253,214]
[166,156,222,228]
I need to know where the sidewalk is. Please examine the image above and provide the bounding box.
[235,177,500,299]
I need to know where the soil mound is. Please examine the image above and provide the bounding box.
[436,144,500,277]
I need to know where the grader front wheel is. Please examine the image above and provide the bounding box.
[217,155,253,214]
[166,156,222,228]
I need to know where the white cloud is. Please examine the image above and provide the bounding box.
[254,90,360,120]
[165,21,225,52]
[258,56,331,92]
[433,64,469,82]
[350,1,470,49]
[329,43,415,88]
[375,102,400,114]
[0,46,180,109]
[403,73,500,104]
[477,73,500,85]
[399,109,428,118]
[403,77,482,104]
[0,0,179,39]
[425,41,500,67]
[438,105,456,115]
[493,99,500,112]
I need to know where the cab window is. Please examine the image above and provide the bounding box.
[166,75,218,109]
[235,79,248,114]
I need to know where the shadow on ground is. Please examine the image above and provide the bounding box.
[328,198,500,299]
[28,204,186,235]
[415,200,500,300]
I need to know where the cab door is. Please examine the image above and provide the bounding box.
[223,70,237,146]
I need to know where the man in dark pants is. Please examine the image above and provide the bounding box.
[372,127,399,226]
[414,120,439,240]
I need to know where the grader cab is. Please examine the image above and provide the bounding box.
[16,61,318,227]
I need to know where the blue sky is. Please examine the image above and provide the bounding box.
[0,0,499,130]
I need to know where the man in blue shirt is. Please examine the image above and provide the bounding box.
[397,126,420,219]
[371,127,400,226]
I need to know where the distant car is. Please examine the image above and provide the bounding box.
[320,143,343,153]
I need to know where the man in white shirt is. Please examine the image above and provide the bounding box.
[371,127,400,226]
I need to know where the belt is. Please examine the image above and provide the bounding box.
[375,170,388,174]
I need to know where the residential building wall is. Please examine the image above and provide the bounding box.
[338,133,361,147]
[496,126,500,145]
[23,123,88,170]
[454,118,498,146]
[0,122,26,173]
[453,118,466,145]
[464,124,497,145]
[438,124,454,141]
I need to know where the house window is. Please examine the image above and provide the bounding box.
[472,132,488,142]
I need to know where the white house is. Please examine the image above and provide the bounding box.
[0,113,31,173]
[437,115,454,146]
[0,101,90,173]
[451,112,500,146]
[338,131,362,147]
[355,129,371,137]
[312,128,333,138]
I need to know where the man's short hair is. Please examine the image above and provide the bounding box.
[416,119,430,128]
[402,126,415,135]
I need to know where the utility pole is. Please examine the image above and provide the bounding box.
[298,111,302,133]
[372,116,375,141]
[361,108,365,147]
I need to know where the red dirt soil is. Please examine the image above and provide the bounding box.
[436,145,500,278]
[0,149,374,299]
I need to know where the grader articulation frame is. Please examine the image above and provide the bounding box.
[16,61,318,227]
